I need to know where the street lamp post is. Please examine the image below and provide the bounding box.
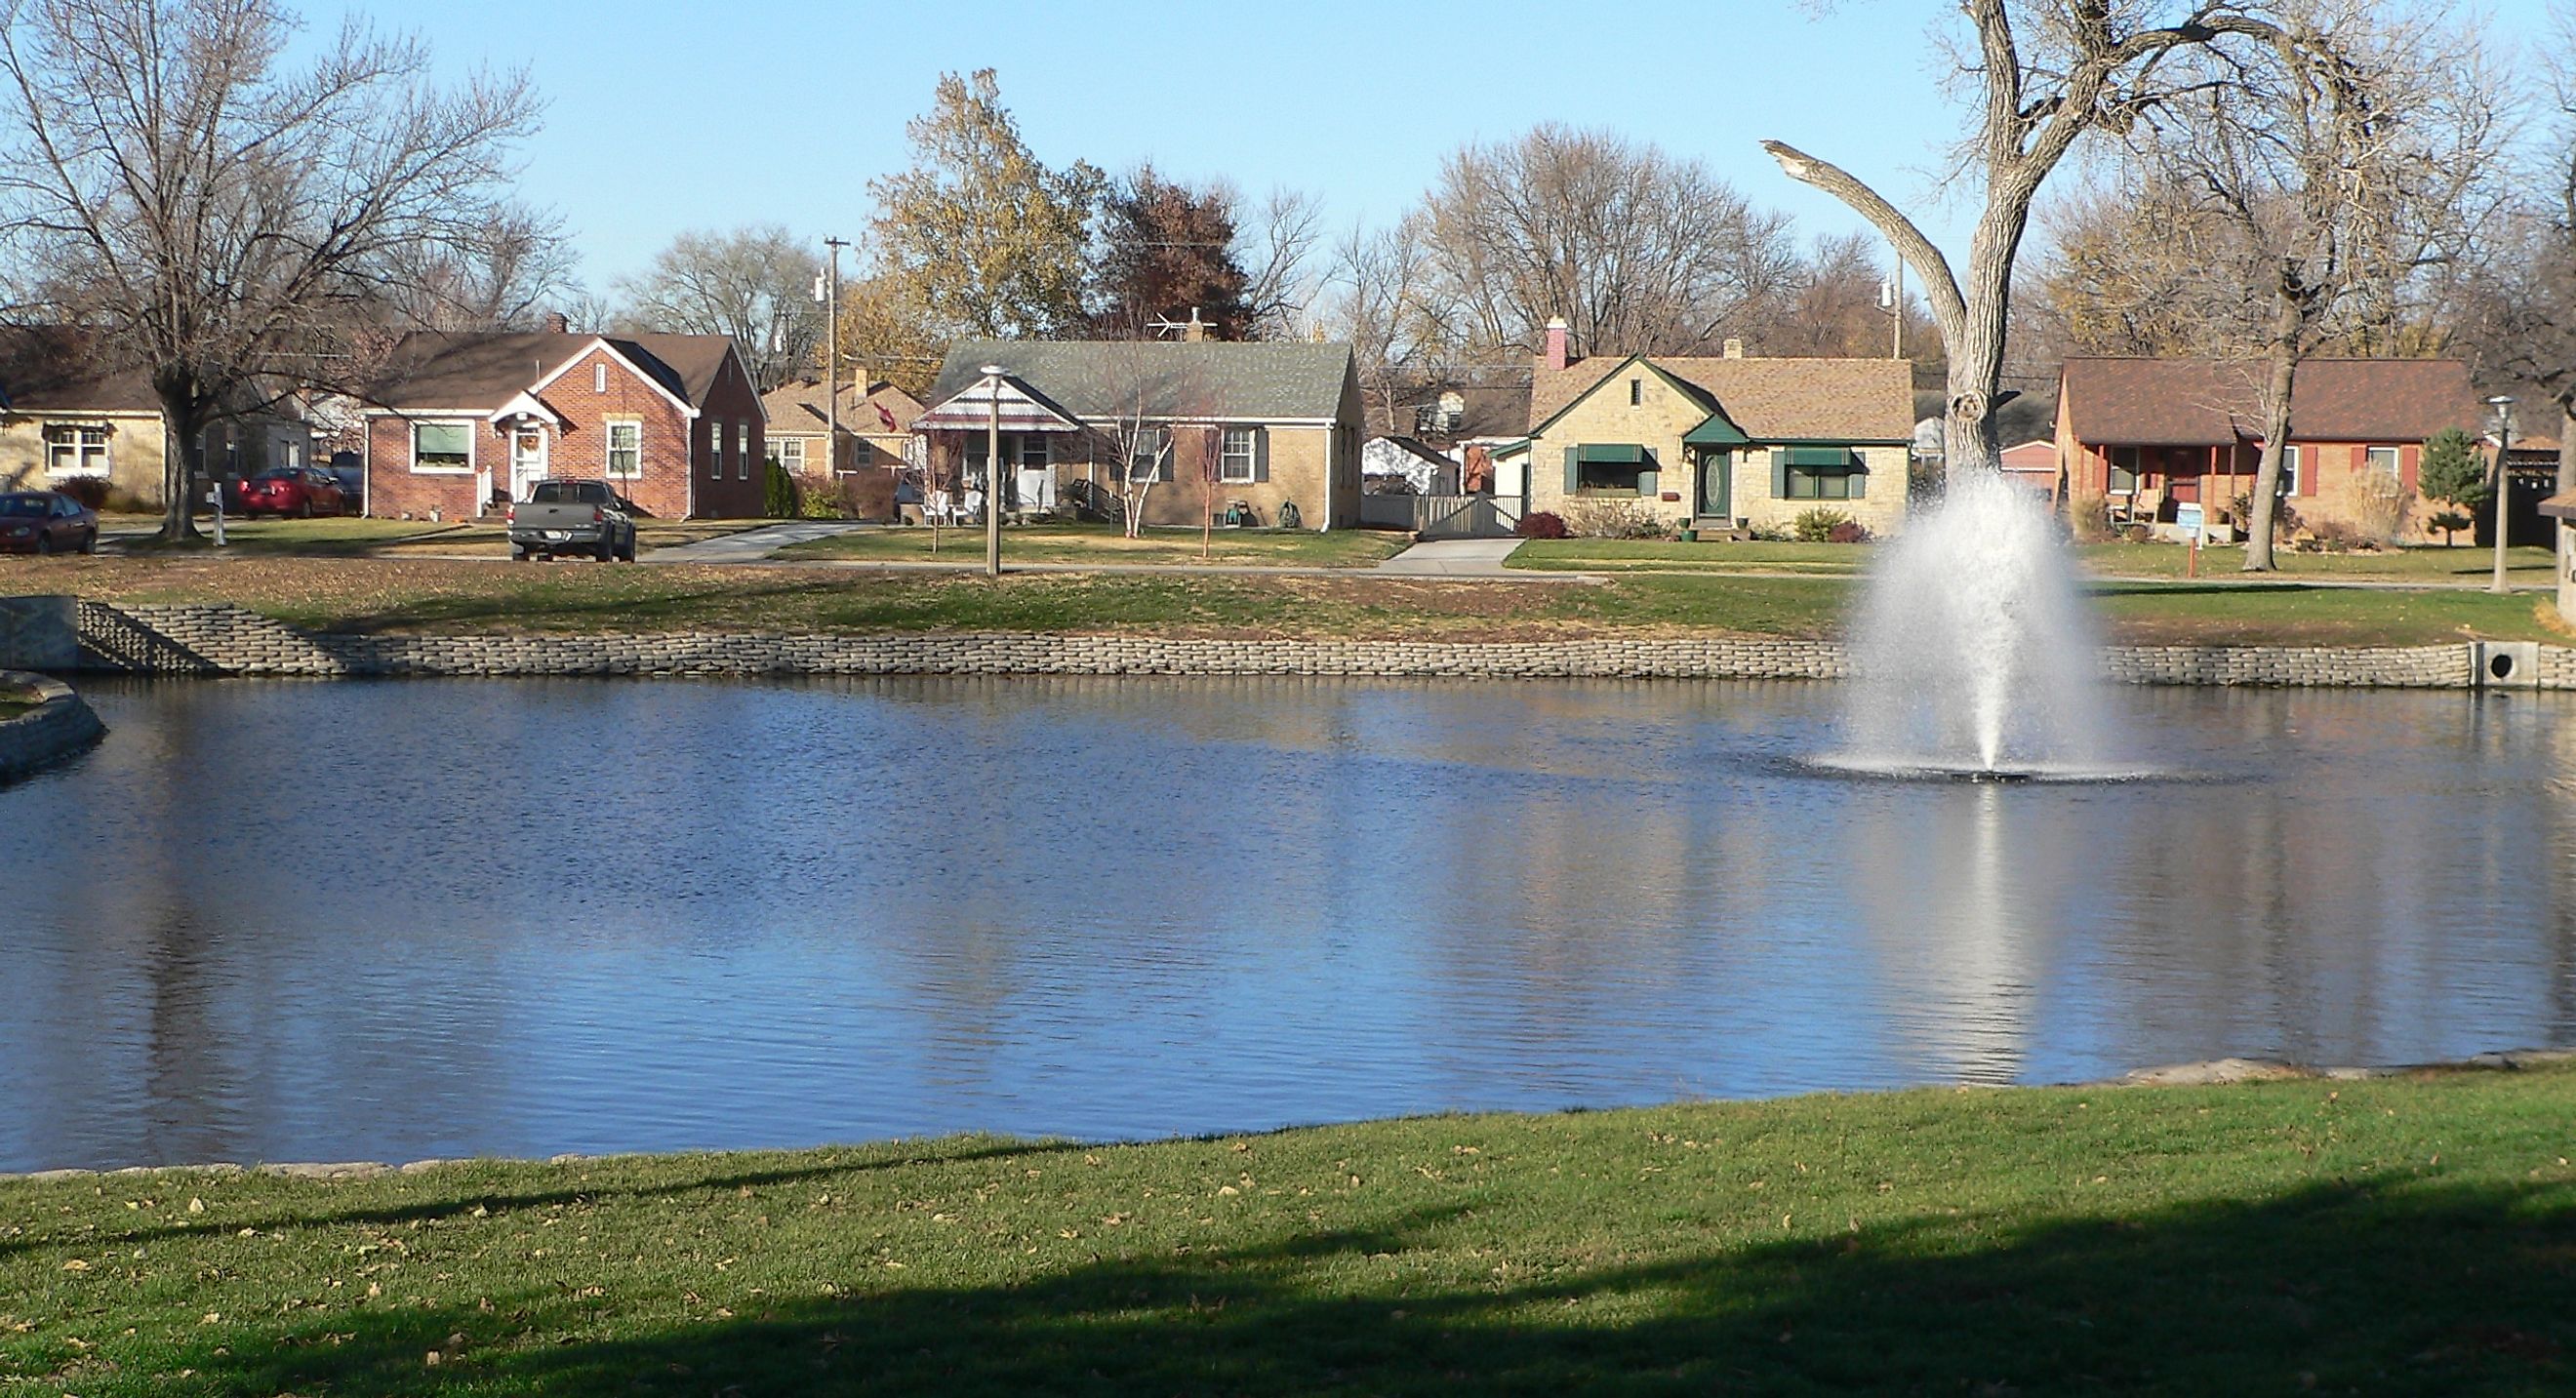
[983,364,1004,579]
[2488,395,2516,596]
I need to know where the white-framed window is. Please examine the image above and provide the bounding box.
[2276,444,2303,496]
[411,420,472,474]
[593,362,607,394]
[777,436,806,471]
[1126,426,1166,482]
[2365,445,2400,482]
[736,422,749,479]
[1019,434,1049,469]
[43,424,109,476]
[1220,426,1257,484]
[707,419,724,478]
[606,419,642,478]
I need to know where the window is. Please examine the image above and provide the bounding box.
[1630,379,1643,406]
[2276,444,2302,496]
[593,363,607,394]
[707,420,725,478]
[777,436,806,471]
[2365,445,2400,482]
[1220,426,1257,483]
[1126,427,1166,482]
[606,420,642,478]
[1017,434,1048,469]
[735,422,749,479]
[2108,446,2140,494]
[411,420,471,473]
[1782,447,1865,499]
[1574,444,1649,494]
[43,425,109,476]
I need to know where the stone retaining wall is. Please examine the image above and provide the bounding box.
[65,601,2576,689]
[0,668,104,780]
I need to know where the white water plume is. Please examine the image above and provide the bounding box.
[1838,470,2116,777]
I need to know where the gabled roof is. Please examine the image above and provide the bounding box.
[929,340,1353,421]
[0,326,161,414]
[363,331,740,413]
[1532,353,1913,443]
[2059,357,2478,447]
[759,379,925,436]
[1366,435,1457,469]
[913,372,1087,432]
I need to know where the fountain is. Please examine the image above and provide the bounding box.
[1831,468,2126,780]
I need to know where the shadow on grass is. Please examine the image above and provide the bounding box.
[165,1176,2573,1395]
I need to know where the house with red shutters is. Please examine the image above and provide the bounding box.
[2055,357,2479,542]
[361,322,766,520]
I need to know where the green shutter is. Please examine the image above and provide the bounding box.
[1564,446,1580,493]
[1770,448,1787,499]
[1634,469,1659,499]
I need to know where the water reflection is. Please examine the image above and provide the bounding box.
[0,676,2569,1172]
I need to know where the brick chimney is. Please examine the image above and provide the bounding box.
[545,310,571,335]
[1723,338,1745,359]
[1544,316,1570,372]
[1183,307,1208,342]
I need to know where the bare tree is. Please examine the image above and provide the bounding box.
[2125,0,2502,568]
[1324,218,1447,433]
[1237,185,1324,340]
[1418,124,1798,357]
[1763,1,2294,477]
[1084,342,1211,539]
[615,224,825,392]
[380,205,582,332]
[0,0,548,539]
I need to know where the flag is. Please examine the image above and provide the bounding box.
[876,403,899,431]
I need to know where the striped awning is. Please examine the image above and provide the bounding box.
[912,373,1086,433]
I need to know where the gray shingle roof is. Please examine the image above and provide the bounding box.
[929,340,1353,421]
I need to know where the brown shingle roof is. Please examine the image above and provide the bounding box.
[365,331,740,411]
[2060,357,2479,446]
[758,379,924,435]
[0,326,161,413]
[1532,354,1913,441]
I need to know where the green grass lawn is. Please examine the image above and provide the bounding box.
[106,516,757,559]
[1512,537,2563,587]
[3,1065,2570,1395]
[1509,539,1870,575]
[776,522,1412,569]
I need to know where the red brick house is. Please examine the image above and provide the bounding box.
[2056,357,2478,542]
[362,329,765,520]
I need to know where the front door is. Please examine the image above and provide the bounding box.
[510,428,547,499]
[1697,449,1731,520]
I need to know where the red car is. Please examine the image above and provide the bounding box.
[0,491,99,553]
[236,466,348,518]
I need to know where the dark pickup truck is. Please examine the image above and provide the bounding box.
[508,479,637,562]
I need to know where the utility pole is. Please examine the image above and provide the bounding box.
[984,364,1004,579]
[2488,395,2516,595]
[820,237,848,478]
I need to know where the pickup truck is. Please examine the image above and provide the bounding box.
[508,479,637,562]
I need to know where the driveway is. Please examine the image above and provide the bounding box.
[647,520,870,563]
[1373,538,1526,578]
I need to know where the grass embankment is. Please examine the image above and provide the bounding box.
[1511,537,2562,587]
[3,554,2566,646]
[3,1067,2572,1394]
[776,522,1412,569]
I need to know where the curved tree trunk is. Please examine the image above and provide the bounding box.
[2241,343,2300,573]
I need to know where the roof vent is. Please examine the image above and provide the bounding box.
[1723,339,1745,360]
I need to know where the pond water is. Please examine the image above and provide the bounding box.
[3,676,2572,1173]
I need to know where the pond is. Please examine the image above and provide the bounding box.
[3,676,2571,1173]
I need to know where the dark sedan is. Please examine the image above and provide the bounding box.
[0,491,98,554]
[236,466,349,518]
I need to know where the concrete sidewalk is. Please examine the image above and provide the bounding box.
[1373,538,1525,578]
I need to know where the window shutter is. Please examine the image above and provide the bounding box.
[1254,427,1270,483]
[1771,448,1788,499]
[1849,454,1867,499]
[1563,446,1580,493]
[1633,468,1659,499]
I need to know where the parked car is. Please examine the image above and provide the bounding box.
[0,491,99,554]
[508,478,636,562]
[235,466,349,518]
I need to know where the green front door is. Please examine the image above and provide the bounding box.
[1697,450,1730,519]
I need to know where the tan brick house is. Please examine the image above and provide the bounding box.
[362,329,765,520]
[1525,326,1915,536]
[0,326,302,509]
[917,340,1363,530]
[758,378,923,481]
[2055,357,2480,542]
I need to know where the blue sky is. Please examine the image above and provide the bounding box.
[317,0,2561,299]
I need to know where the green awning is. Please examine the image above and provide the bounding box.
[1575,443,1647,463]
[1784,445,1860,467]
[1682,412,1751,447]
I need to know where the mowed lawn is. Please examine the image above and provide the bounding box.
[2,1065,2571,1395]
[104,515,757,559]
[775,522,1411,569]
[1512,537,2562,587]
[3,553,2568,645]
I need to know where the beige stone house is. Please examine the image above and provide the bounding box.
[0,327,301,508]
[1525,327,1916,536]
[917,340,1362,530]
[759,378,924,477]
